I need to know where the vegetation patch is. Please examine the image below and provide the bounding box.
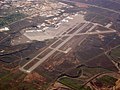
[111,47,120,57]
[96,75,118,87]
[0,13,26,27]
[58,76,91,90]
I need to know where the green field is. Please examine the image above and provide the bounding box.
[0,69,10,78]
[0,13,26,27]
[111,47,120,57]
[81,66,111,75]
[58,76,91,90]
[96,75,117,87]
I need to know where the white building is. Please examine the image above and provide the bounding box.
[0,27,9,32]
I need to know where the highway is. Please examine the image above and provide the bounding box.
[62,0,120,14]
[108,0,120,5]
[84,3,120,14]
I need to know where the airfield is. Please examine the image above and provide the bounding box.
[19,13,117,73]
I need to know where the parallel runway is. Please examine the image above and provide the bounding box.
[19,21,117,73]
[19,22,91,73]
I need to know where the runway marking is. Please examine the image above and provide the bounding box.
[19,19,117,73]
[19,22,92,73]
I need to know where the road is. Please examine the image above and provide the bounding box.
[83,44,120,65]
[83,73,105,86]
[0,34,10,43]
[108,0,120,5]
[62,0,120,14]
[86,3,120,14]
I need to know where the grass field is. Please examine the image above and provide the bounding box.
[111,46,120,57]
[96,75,117,87]
[58,76,91,90]
[0,13,26,27]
